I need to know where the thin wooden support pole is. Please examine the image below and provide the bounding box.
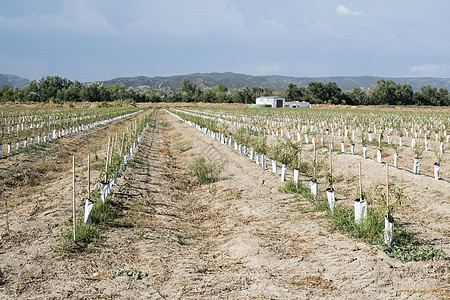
[386,163,389,215]
[72,155,76,242]
[87,154,90,200]
[359,162,362,201]
[105,136,111,181]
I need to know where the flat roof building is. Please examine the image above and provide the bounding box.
[255,96,285,108]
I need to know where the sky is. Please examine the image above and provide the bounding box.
[1,0,450,82]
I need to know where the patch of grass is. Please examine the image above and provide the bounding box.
[327,205,384,245]
[316,203,444,262]
[313,198,330,212]
[194,264,211,273]
[280,179,313,200]
[159,121,170,127]
[53,191,117,253]
[174,140,193,153]
[64,217,101,244]
[91,197,117,226]
[284,179,444,263]
[187,156,225,185]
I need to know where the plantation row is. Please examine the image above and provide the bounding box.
[0,107,141,158]
[172,107,449,180]
[57,108,156,245]
[165,108,445,262]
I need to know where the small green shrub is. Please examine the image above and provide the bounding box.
[187,156,225,185]
[91,198,117,226]
[175,140,193,153]
[280,179,313,200]
[328,205,384,245]
[385,242,443,263]
[64,217,101,244]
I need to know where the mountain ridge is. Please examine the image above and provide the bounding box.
[2,72,450,92]
[99,73,450,92]
[0,74,30,88]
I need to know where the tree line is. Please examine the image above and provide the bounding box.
[0,75,449,106]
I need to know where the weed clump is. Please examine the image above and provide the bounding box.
[187,156,225,185]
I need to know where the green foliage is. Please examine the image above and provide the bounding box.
[280,179,313,200]
[91,197,117,226]
[174,140,193,153]
[64,217,101,244]
[385,242,444,263]
[2,72,450,105]
[2,71,450,105]
[328,205,384,245]
[250,133,268,154]
[270,138,299,168]
[391,144,404,155]
[234,127,251,145]
[116,267,148,280]
[371,180,409,216]
[325,172,333,188]
[303,189,443,263]
[413,146,425,159]
[187,156,225,185]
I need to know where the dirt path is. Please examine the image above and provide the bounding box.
[0,109,448,299]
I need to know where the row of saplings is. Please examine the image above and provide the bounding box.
[228,127,443,262]
[59,110,155,249]
[172,109,444,262]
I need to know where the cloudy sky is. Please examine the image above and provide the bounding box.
[1,0,449,81]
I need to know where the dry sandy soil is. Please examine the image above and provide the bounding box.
[0,108,449,299]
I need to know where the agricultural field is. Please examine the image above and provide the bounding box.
[0,105,449,299]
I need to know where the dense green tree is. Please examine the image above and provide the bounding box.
[348,87,369,105]
[0,84,15,102]
[39,75,65,101]
[438,88,450,106]
[285,82,303,102]
[306,82,327,103]
[369,79,412,105]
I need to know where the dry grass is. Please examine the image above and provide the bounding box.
[109,125,119,133]
[29,159,62,174]
[290,275,334,289]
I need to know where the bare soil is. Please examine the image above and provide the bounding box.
[0,109,448,299]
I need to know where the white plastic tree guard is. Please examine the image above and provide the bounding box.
[84,198,94,225]
[326,188,335,213]
[434,163,440,180]
[281,164,287,182]
[354,199,367,224]
[413,159,419,174]
[384,216,394,245]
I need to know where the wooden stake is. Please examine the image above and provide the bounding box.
[72,155,76,242]
[110,136,115,166]
[386,163,389,215]
[120,132,125,157]
[105,136,111,181]
[313,140,316,179]
[359,162,362,201]
[329,146,332,178]
[87,154,90,200]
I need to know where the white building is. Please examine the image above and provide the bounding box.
[284,101,311,108]
[254,96,311,108]
[255,96,285,108]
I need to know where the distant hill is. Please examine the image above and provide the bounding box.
[100,72,450,92]
[3,72,450,92]
[0,74,30,88]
